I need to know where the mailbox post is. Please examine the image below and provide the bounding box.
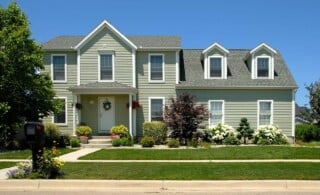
[24,122,45,171]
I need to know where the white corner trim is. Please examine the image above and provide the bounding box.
[132,49,136,88]
[202,42,229,54]
[148,53,165,83]
[175,51,179,84]
[77,49,80,85]
[148,97,165,121]
[75,20,137,50]
[51,54,67,83]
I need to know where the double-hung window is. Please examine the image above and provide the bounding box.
[209,100,224,127]
[258,100,273,126]
[52,55,66,82]
[99,53,114,81]
[149,54,164,82]
[149,97,164,121]
[54,98,67,125]
[257,57,269,78]
[209,57,222,78]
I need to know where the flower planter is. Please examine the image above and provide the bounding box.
[79,136,89,144]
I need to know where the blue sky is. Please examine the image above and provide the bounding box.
[1,0,319,106]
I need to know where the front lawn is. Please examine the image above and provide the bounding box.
[80,146,320,160]
[62,162,320,180]
[0,162,16,169]
[0,148,76,159]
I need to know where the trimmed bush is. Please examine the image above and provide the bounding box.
[110,125,129,138]
[70,138,80,148]
[143,121,167,144]
[211,124,236,144]
[112,138,122,147]
[76,125,92,137]
[295,124,320,142]
[120,137,133,146]
[253,125,288,145]
[167,139,180,148]
[140,136,155,147]
[223,133,241,145]
[44,123,61,147]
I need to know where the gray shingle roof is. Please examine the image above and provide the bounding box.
[68,81,138,94]
[177,49,297,89]
[42,36,181,50]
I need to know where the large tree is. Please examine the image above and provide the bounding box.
[165,93,207,145]
[0,2,59,149]
[305,80,320,125]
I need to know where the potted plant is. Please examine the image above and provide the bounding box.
[76,125,92,144]
[126,100,141,109]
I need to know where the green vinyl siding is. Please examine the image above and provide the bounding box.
[136,51,177,135]
[43,51,78,135]
[80,27,133,86]
[178,89,293,136]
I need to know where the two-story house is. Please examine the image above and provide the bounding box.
[42,20,297,142]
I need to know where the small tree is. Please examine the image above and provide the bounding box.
[305,80,320,125]
[164,93,207,145]
[236,118,254,144]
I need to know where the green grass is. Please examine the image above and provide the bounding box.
[62,162,320,180]
[0,148,76,159]
[80,146,320,160]
[0,162,16,169]
[297,141,320,147]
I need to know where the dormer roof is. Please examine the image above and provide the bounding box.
[202,42,229,55]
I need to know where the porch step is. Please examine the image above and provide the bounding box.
[82,136,113,148]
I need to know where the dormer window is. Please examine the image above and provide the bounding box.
[257,57,270,78]
[202,43,229,80]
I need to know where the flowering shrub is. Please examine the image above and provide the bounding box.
[7,160,32,179]
[37,147,65,179]
[253,125,288,145]
[211,124,238,144]
[110,125,129,138]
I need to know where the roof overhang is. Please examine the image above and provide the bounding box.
[176,85,298,90]
[68,82,138,95]
[137,47,181,51]
[250,43,277,55]
[74,20,137,50]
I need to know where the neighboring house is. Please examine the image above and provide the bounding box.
[42,20,297,142]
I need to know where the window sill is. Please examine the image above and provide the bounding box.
[53,81,68,84]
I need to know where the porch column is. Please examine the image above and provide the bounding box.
[72,95,77,136]
[133,94,137,136]
[129,94,133,136]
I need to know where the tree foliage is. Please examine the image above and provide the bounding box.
[0,3,59,149]
[305,80,320,125]
[164,93,207,145]
[236,118,254,144]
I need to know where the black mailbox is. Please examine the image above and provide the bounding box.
[24,122,44,143]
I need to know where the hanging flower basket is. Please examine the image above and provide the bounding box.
[75,103,82,110]
[126,100,141,109]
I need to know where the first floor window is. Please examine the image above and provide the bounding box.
[209,57,222,78]
[150,98,164,121]
[257,57,269,78]
[149,54,164,81]
[54,98,66,124]
[52,55,66,81]
[258,100,273,126]
[100,54,113,81]
[209,100,224,127]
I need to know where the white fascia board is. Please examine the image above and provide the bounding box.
[74,20,137,50]
[202,42,229,54]
[250,43,277,55]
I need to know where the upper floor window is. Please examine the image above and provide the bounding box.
[52,54,66,82]
[258,100,273,126]
[149,54,164,82]
[54,97,67,125]
[209,57,223,78]
[149,97,164,121]
[257,57,270,78]
[99,53,114,81]
[209,100,224,127]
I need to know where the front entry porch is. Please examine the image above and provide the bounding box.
[68,82,138,136]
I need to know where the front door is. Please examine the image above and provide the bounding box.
[98,97,115,134]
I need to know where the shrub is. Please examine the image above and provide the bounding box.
[120,137,133,146]
[44,123,61,147]
[140,136,155,147]
[167,139,180,148]
[236,118,254,144]
[143,121,167,144]
[223,133,241,145]
[211,124,236,144]
[70,138,80,148]
[295,124,320,142]
[110,125,129,138]
[7,160,32,179]
[37,147,65,179]
[253,125,288,145]
[112,138,122,147]
[76,126,92,137]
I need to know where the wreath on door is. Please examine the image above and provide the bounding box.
[103,100,111,111]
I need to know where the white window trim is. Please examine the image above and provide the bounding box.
[51,54,67,83]
[98,51,115,82]
[253,55,274,79]
[53,97,68,126]
[148,53,165,83]
[148,97,165,121]
[204,54,227,79]
[208,100,225,128]
[257,100,274,127]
